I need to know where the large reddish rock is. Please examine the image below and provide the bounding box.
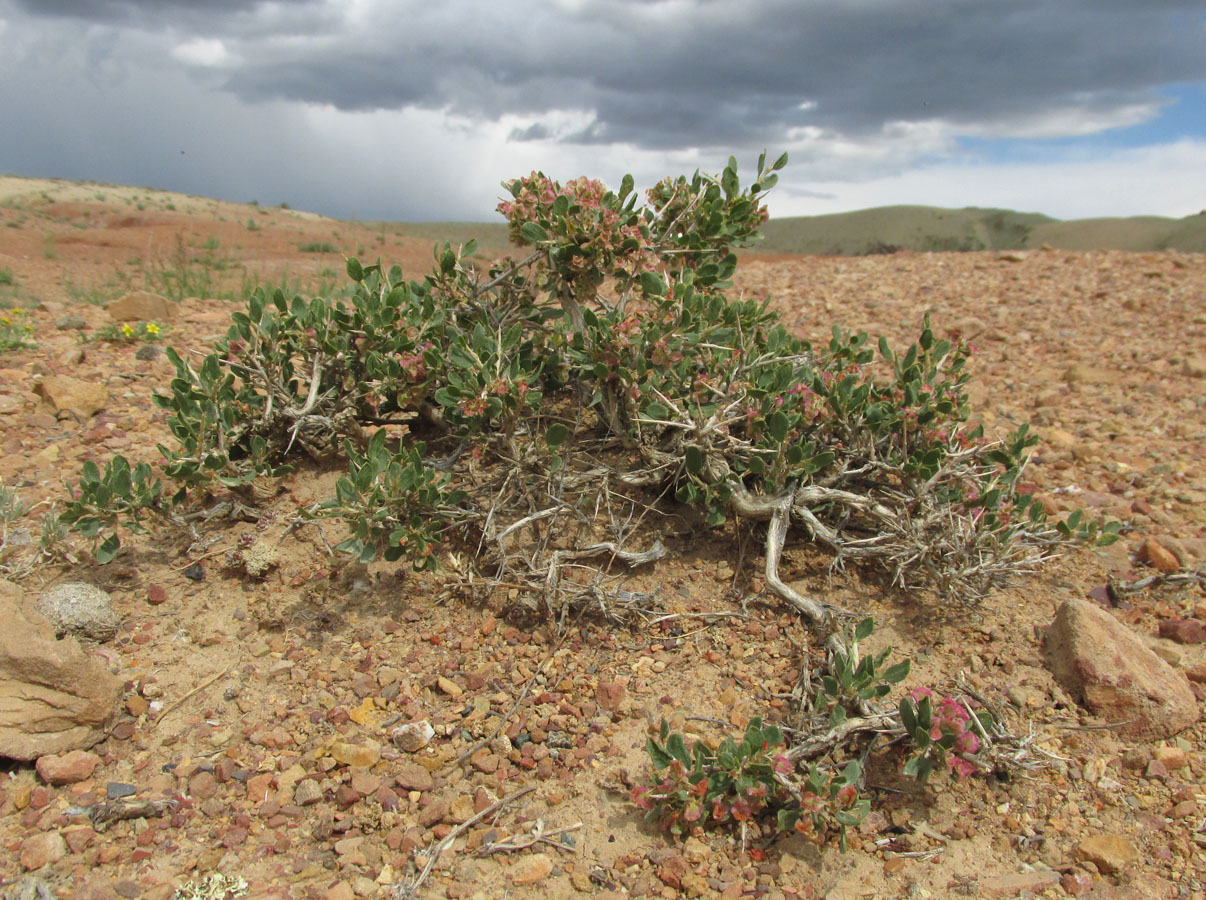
[1045,599,1197,740]
[0,581,122,760]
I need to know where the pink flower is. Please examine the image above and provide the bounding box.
[949,758,976,779]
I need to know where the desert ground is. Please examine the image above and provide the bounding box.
[0,178,1203,900]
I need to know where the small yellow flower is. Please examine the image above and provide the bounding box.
[121,323,134,337]
[145,322,160,335]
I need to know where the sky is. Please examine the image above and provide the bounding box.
[1,0,1204,223]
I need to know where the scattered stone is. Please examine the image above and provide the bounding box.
[146,584,168,606]
[328,740,381,768]
[1157,618,1206,644]
[36,582,120,642]
[393,762,434,792]
[1044,598,1198,740]
[36,749,100,785]
[19,831,67,870]
[1183,355,1206,378]
[293,778,323,806]
[391,720,435,753]
[106,290,175,322]
[979,871,1060,898]
[595,681,627,712]
[1140,538,1180,574]
[106,782,137,800]
[437,676,464,697]
[1061,871,1094,897]
[510,852,553,885]
[0,581,122,759]
[134,343,161,362]
[1074,833,1138,875]
[56,314,87,330]
[36,375,109,419]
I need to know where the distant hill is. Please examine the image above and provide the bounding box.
[754,205,1206,256]
[376,205,1206,260]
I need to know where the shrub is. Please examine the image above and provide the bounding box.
[57,151,1116,600]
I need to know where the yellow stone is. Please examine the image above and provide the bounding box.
[347,696,381,727]
[329,740,381,768]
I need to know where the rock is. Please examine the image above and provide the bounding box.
[393,762,434,792]
[19,831,67,870]
[293,778,323,806]
[437,676,463,697]
[595,681,627,712]
[391,720,434,753]
[37,582,120,642]
[329,740,381,768]
[1044,599,1198,740]
[510,852,553,885]
[37,375,108,419]
[1061,872,1094,897]
[106,291,175,322]
[1074,833,1138,875]
[1157,618,1206,645]
[0,581,122,760]
[980,871,1060,898]
[1139,538,1180,574]
[36,749,101,785]
[1183,356,1206,378]
[134,343,161,362]
[56,314,87,330]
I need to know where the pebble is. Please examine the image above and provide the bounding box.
[437,676,464,697]
[106,782,137,800]
[1074,833,1138,874]
[20,831,67,870]
[293,779,323,806]
[510,852,553,885]
[328,740,381,768]
[393,762,435,792]
[36,750,101,785]
[1140,538,1180,573]
[391,720,435,752]
[1157,618,1206,644]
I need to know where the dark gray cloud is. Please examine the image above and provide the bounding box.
[185,0,1206,147]
[15,0,1203,147]
[0,0,1203,220]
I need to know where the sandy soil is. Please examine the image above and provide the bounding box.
[0,182,1203,900]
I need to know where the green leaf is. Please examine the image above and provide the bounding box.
[772,152,789,171]
[684,445,704,476]
[882,660,911,684]
[768,411,789,443]
[619,173,634,202]
[520,222,548,244]
[899,698,917,734]
[346,257,364,282]
[545,422,570,450]
[665,733,692,767]
[854,617,874,642]
[639,271,666,297]
[97,533,120,564]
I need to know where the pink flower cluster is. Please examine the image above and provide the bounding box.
[497,172,659,297]
[909,688,982,779]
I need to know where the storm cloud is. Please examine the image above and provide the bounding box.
[1,0,1203,219]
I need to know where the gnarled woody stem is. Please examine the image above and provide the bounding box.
[728,481,828,626]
